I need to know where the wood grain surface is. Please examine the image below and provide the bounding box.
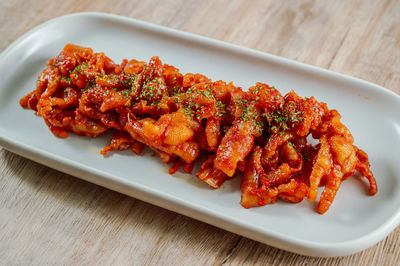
[1,0,399,265]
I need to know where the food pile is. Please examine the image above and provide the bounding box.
[20,44,377,214]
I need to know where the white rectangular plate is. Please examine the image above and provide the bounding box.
[1,12,400,257]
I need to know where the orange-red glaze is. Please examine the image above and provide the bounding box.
[20,44,378,214]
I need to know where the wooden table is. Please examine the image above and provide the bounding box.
[1,0,399,264]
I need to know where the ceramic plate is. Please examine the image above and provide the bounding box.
[1,12,399,257]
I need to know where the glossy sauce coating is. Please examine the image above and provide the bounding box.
[20,44,377,214]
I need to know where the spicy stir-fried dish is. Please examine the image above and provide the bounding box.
[20,44,377,214]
